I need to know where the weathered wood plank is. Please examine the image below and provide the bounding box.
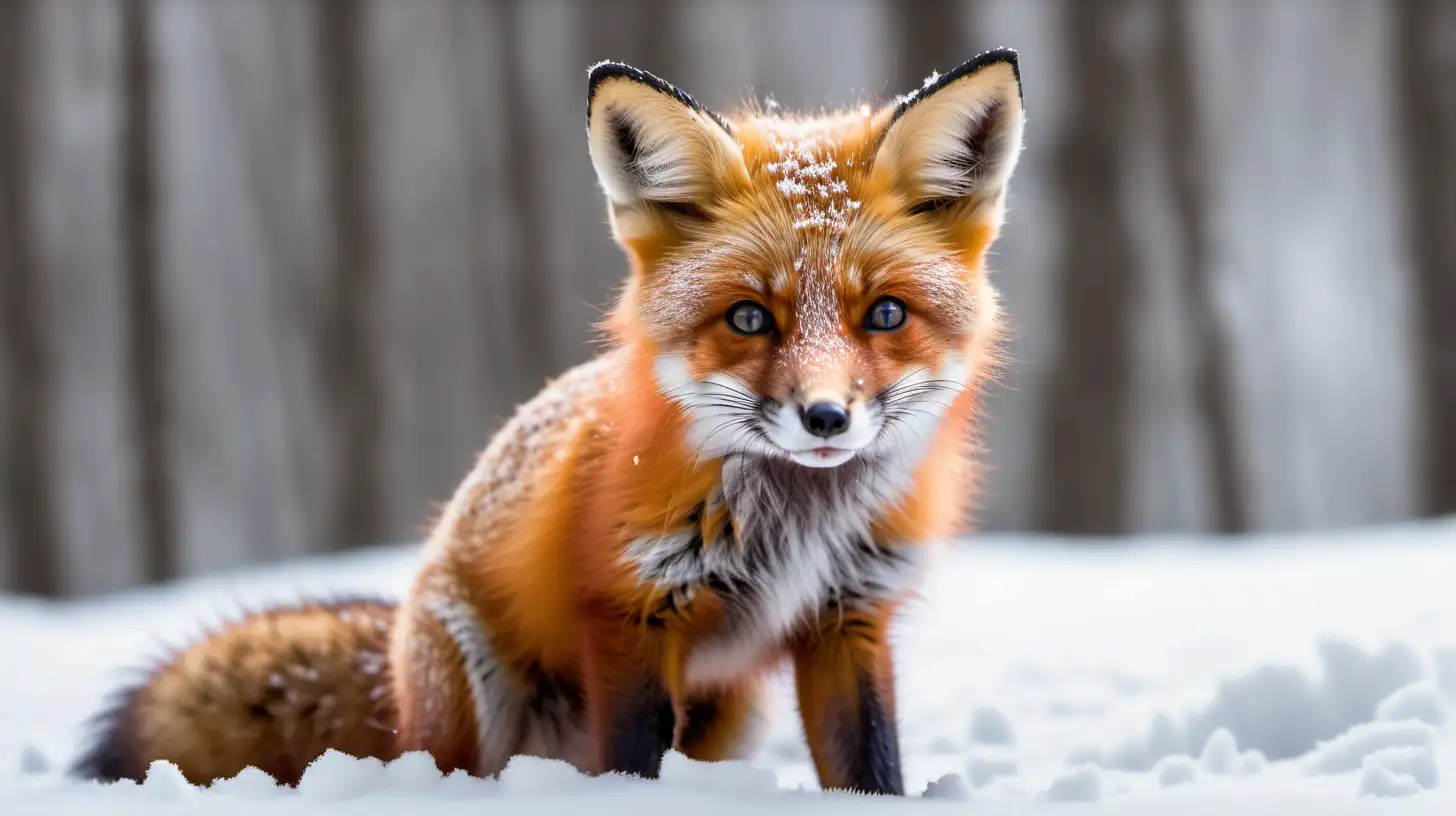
[0,0,63,595]
[1191,0,1418,530]
[964,0,1068,532]
[1037,0,1142,534]
[363,0,567,535]
[118,0,175,586]
[315,0,383,553]
[1150,0,1246,533]
[1115,0,1217,534]
[151,0,337,575]
[1394,0,1456,517]
[29,0,149,595]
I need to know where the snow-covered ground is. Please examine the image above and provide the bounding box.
[2,519,1454,813]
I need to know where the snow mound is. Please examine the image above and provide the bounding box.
[15,744,50,776]
[920,772,972,800]
[970,706,1015,745]
[206,766,286,798]
[298,751,389,801]
[1377,682,1447,726]
[1366,745,1439,790]
[139,760,194,799]
[1043,764,1102,802]
[1196,727,1265,775]
[1154,755,1197,787]
[379,751,448,792]
[1091,638,1426,770]
[1303,720,1437,776]
[1360,764,1425,798]
[497,755,591,796]
[1359,745,1440,798]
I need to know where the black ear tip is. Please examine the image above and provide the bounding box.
[938,48,1021,94]
[982,48,1020,83]
[584,60,732,135]
[890,47,1024,123]
[587,60,646,100]
[975,47,1020,71]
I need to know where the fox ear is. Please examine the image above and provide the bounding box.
[586,62,746,220]
[872,50,1025,221]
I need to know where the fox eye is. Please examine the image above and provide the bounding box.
[864,297,907,332]
[726,301,773,335]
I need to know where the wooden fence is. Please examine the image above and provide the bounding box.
[1,0,1453,596]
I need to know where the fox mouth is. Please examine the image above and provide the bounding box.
[779,443,863,469]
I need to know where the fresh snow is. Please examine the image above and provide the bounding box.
[2,519,1455,813]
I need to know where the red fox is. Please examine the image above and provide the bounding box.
[74,51,1025,796]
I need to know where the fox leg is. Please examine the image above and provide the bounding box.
[791,600,904,796]
[581,622,675,778]
[391,571,525,777]
[675,678,770,762]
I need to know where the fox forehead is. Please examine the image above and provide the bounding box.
[643,112,971,338]
[737,113,872,226]
[724,111,887,280]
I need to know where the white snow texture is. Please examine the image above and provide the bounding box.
[2,519,1455,813]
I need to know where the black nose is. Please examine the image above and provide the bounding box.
[801,402,850,438]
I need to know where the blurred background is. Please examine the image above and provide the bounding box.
[0,0,1453,598]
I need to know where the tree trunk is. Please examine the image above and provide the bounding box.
[1394,0,1456,517]
[1156,0,1247,532]
[1038,0,1140,534]
[119,0,175,584]
[0,0,62,595]
[316,0,383,552]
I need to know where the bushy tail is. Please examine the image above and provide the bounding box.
[72,598,400,787]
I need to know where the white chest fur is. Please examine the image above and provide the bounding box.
[624,456,932,688]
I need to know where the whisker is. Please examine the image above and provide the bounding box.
[690,416,760,462]
[886,396,957,413]
[688,399,767,412]
[880,382,964,403]
[696,379,759,396]
[874,367,931,401]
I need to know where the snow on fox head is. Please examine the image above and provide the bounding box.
[587,53,1023,471]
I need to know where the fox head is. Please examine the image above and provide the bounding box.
[586,52,1023,472]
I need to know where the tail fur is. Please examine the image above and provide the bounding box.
[72,598,400,786]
